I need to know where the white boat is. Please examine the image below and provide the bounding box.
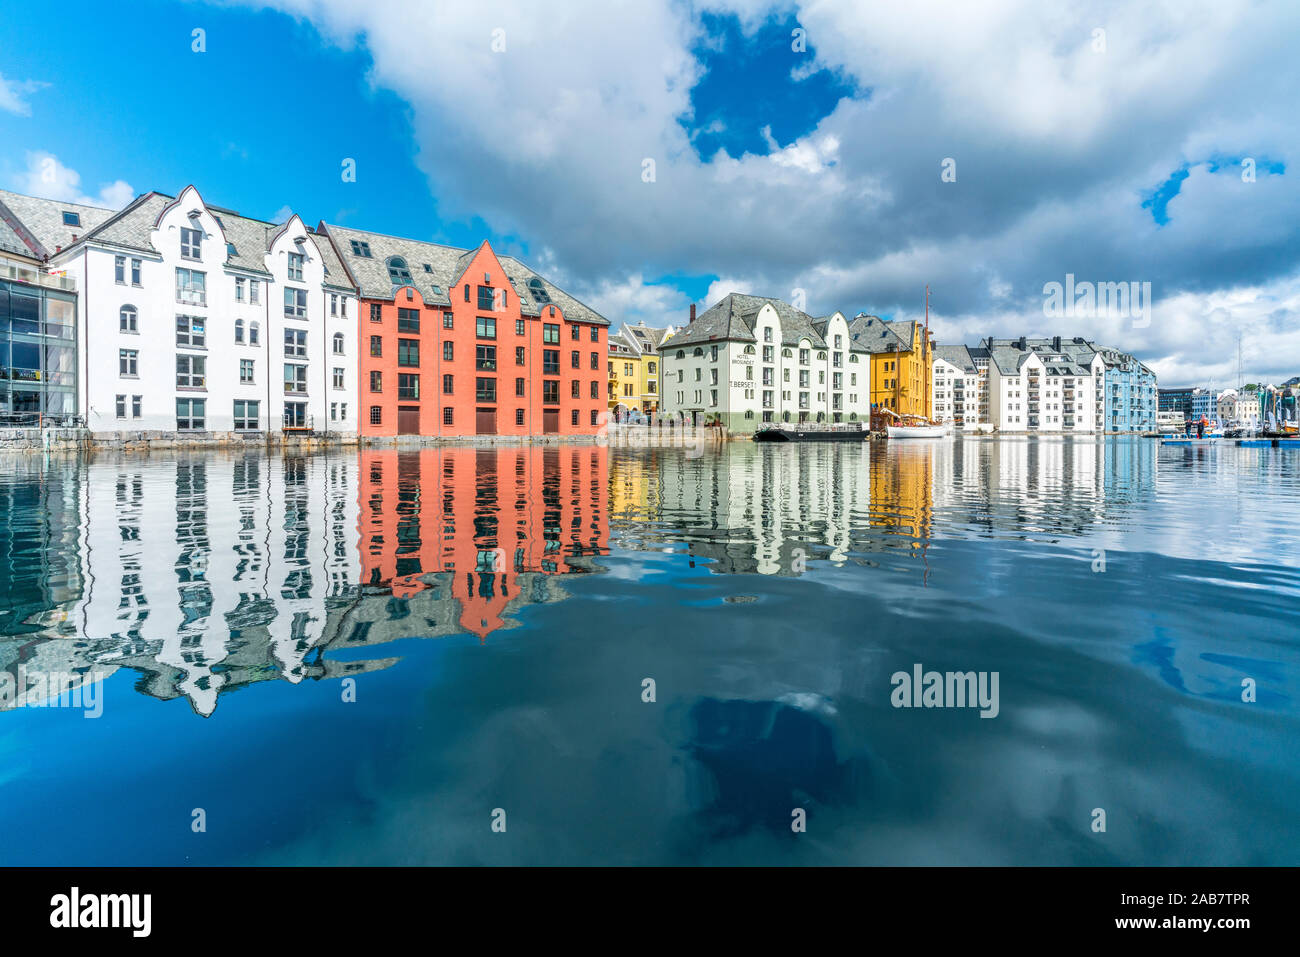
[887,423,950,438]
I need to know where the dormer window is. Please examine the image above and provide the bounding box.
[386,256,412,284]
[350,240,372,258]
[62,211,80,226]
[287,252,304,281]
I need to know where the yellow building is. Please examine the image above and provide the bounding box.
[607,322,676,418]
[849,315,934,418]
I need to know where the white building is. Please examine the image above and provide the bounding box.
[660,293,871,431]
[1217,388,1261,431]
[50,184,358,438]
[983,336,1104,434]
[932,344,989,430]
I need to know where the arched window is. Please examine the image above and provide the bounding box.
[782,410,790,422]
[744,344,756,354]
[234,318,244,343]
[693,347,703,357]
[850,354,859,363]
[744,410,754,419]
[528,277,552,304]
[386,256,412,284]
[119,305,137,333]
[816,411,825,422]
[249,321,260,345]
[676,350,685,359]
[817,351,827,361]
[782,348,792,358]
[849,412,858,421]
[333,332,345,355]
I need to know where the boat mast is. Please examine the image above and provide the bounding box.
[924,285,931,422]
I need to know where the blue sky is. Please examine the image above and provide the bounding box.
[2,0,1298,387]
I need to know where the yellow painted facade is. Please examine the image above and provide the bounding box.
[869,322,934,418]
[607,324,674,415]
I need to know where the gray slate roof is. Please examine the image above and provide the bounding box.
[319,223,608,325]
[670,293,867,351]
[934,344,977,373]
[0,189,117,260]
[847,314,909,354]
[48,189,355,290]
[980,337,1099,376]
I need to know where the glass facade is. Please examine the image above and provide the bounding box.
[0,278,78,423]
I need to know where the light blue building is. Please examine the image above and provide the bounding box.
[1098,348,1157,432]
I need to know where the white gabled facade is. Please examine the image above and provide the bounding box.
[661,297,870,431]
[983,338,1104,434]
[52,184,357,439]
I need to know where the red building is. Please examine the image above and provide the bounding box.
[317,225,608,437]
[357,446,609,640]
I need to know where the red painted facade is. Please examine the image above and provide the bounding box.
[358,446,609,640]
[356,243,606,437]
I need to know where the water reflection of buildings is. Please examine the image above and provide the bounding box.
[1,446,610,716]
[350,447,609,641]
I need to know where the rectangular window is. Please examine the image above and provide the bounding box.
[370,406,382,425]
[591,409,598,425]
[515,377,525,397]
[131,395,142,418]
[115,256,125,283]
[176,398,205,430]
[115,394,126,418]
[131,259,141,285]
[476,315,497,339]
[284,363,308,394]
[443,373,454,395]
[516,408,525,426]
[543,323,559,344]
[370,303,382,322]
[570,380,580,398]
[569,350,580,369]
[370,371,382,393]
[370,335,382,357]
[249,279,260,303]
[476,344,496,371]
[333,334,345,355]
[476,377,496,402]
[398,373,419,399]
[571,409,580,426]
[175,267,206,306]
[443,311,454,329]
[240,359,255,384]
[398,339,420,367]
[174,349,203,384]
[443,341,454,361]
[284,286,307,319]
[515,346,525,366]
[591,353,599,370]
[543,350,559,374]
[120,307,137,333]
[397,307,420,332]
[475,285,494,310]
[542,380,559,404]
[175,315,205,348]
[443,407,454,425]
[249,322,259,345]
[63,211,80,227]
[284,329,307,357]
[333,367,344,389]
[591,381,599,399]
[180,227,202,260]
[287,252,304,281]
[235,277,246,302]
[233,399,259,430]
[516,319,526,336]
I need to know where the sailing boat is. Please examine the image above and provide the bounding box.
[885,285,952,438]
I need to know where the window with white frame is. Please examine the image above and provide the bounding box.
[119,349,138,376]
[176,398,205,430]
[288,252,304,281]
[119,305,138,333]
[284,287,307,319]
[284,329,307,357]
[233,399,259,430]
[175,315,205,349]
[175,268,206,305]
[180,227,202,260]
[332,332,344,355]
[240,359,255,384]
[284,363,308,394]
[176,354,206,388]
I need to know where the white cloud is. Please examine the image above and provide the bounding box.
[0,74,47,116]
[271,205,294,224]
[238,0,1300,385]
[12,152,134,209]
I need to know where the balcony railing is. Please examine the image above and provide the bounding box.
[282,412,314,432]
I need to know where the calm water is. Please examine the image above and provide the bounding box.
[1,438,1297,865]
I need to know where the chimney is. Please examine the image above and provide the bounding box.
[1052,335,1061,352]
[689,303,696,323]
[1017,336,1027,350]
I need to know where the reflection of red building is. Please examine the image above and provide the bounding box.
[358,446,609,639]
[318,224,609,437]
